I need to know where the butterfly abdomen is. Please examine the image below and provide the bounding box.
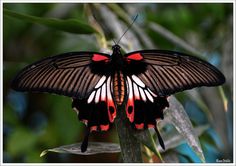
[113,71,125,105]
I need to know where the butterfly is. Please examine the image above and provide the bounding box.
[11,43,225,152]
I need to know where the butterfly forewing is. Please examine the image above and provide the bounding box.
[124,50,225,97]
[11,52,111,99]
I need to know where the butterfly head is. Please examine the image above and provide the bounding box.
[112,44,121,51]
[112,44,122,55]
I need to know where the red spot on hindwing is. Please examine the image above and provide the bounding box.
[126,53,143,61]
[107,99,116,122]
[148,124,155,129]
[135,123,144,129]
[90,126,98,132]
[92,54,109,62]
[100,124,109,131]
[126,98,134,122]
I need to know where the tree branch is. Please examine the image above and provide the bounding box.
[114,105,143,163]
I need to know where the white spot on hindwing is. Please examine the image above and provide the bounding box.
[127,77,133,99]
[95,88,101,103]
[107,76,112,101]
[87,91,96,103]
[88,74,158,105]
[133,83,140,100]
[132,75,145,88]
[87,76,108,103]
[95,75,106,88]
[144,89,154,102]
[148,88,157,97]
[101,83,106,101]
[130,75,157,103]
[139,87,146,101]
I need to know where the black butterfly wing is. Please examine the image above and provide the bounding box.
[71,74,117,152]
[125,74,169,125]
[11,52,112,99]
[123,50,225,150]
[11,51,117,129]
[72,75,116,130]
[124,50,225,97]
[125,74,168,150]
[11,51,119,152]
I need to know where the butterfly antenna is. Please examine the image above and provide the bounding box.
[112,39,117,45]
[117,14,138,45]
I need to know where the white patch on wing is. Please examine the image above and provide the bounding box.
[133,83,140,100]
[148,88,157,97]
[95,75,106,88]
[145,89,154,102]
[101,83,106,101]
[87,76,110,104]
[127,76,133,99]
[139,87,146,101]
[87,91,96,104]
[132,75,145,88]
[95,88,101,103]
[107,77,112,101]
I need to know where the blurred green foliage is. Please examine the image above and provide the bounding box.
[3,3,233,163]
[4,8,96,34]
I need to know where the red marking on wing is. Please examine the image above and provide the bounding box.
[148,124,155,128]
[126,98,134,122]
[107,99,116,122]
[90,126,98,132]
[100,124,109,131]
[92,54,109,62]
[126,53,143,61]
[135,123,144,129]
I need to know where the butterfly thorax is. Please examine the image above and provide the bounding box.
[111,45,124,69]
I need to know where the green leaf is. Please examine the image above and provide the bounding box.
[164,96,206,163]
[40,142,120,157]
[219,86,228,112]
[3,8,96,34]
[7,127,38,157]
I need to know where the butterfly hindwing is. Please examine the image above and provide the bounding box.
[126,75,169,129]
[72,76,116,132]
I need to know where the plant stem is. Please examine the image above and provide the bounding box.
[114,105,143,163]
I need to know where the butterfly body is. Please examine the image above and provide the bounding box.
[113,71,126,105]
